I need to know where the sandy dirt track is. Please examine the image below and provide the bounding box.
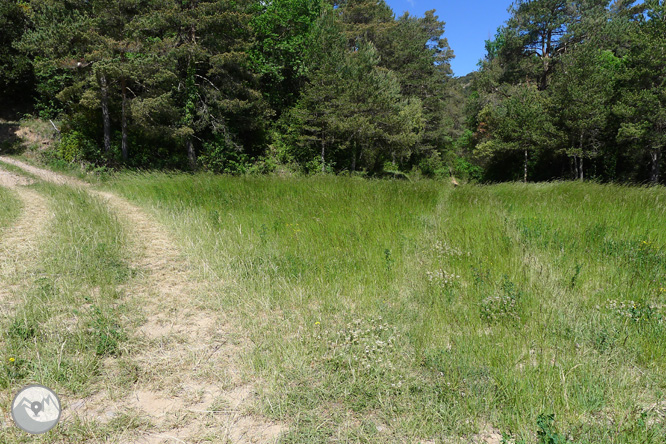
[0,158,284,443]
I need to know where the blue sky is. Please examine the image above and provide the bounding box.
[383,0,513,77]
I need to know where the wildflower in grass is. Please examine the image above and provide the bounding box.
[321,317,403,384]
[607,299,657,323]
[434,240,464,257]
[426,269,460,287]
[480,278,522,323]
[480,293,519,322]
[315,321,320,325]
[9,357,15,363]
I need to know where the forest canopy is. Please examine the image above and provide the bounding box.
[0,0,664,183]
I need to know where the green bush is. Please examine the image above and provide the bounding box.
[536,414,567,444]
[453,155,483,182]
[247,155,278,174]
[302,157,335,175]
[418,151,445,178]
[418,151,482,181]
[55,130,99,162]
[199,135,250,174]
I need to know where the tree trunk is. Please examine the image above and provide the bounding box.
[121,76,128,162]
[651,148,661,184]
[357,146,364,172]
[578,132,584,181]
[540,61,549,91]
[99,73,111,154]
[524,149,528,183]
[351,148,356,173]
[186,138,196,170]
[184,54,197,170]
[321,136,325,173]
[539,30,552,91]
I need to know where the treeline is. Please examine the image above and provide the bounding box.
[0,0,664,183]
[470,0,665,183]
[0,0,463,176]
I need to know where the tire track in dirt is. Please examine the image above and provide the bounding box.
[0,168,50,313]
[0,156,85,186]
[1,158,284,443]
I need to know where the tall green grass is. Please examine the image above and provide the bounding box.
[105,173,666,443]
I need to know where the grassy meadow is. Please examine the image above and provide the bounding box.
[96,174,666,443]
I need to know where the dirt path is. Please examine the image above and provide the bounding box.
[0,156,84,186]
[0,169,50,312]
[0,158,283,443]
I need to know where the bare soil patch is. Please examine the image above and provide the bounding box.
[0,169,34,188]
[0,156,84,186]
[0,172,50,309]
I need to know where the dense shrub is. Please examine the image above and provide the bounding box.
[56,131,99,163]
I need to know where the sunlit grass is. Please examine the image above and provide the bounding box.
[0,185,20,230]
[103,174,666,443]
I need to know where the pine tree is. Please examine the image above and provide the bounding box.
[284,7,423,173]
[250,0,322,116]
[475,83,560,182]
[551,42,620,179]
[132,0,269,169]
[615,0,666,183]
[334,0,395,51]
[385,10,454,161]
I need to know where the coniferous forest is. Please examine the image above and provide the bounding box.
[0,0,664,183]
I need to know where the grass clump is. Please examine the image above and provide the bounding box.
[479,276,523,324]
